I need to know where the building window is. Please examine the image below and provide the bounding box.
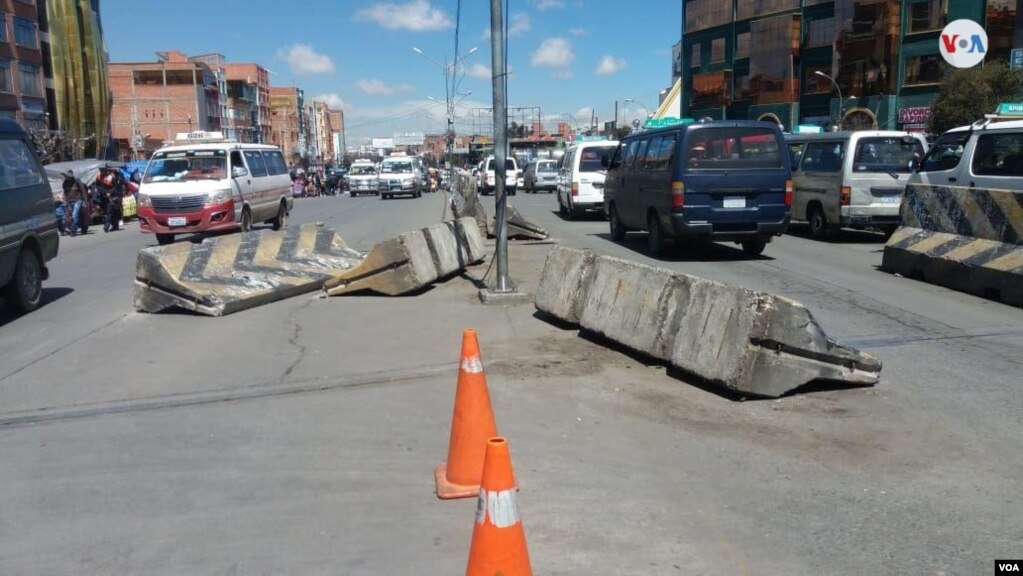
[133,70,164,85]
[908,0,947,33]
[749,14,799,105]
[735,32,750,59]
[17,63,40,96]
[986,0,1018,63]
[13,17,36,48]
[0,13,7,42]
[903,55,944,85]
[835,0,899,98]
[0,60,10,93]
[691,44,701,68]
[710,38,725,63]
[737,0,799,21]
[691,71,731,108]
[734,72,750,100]
[806,17,835,48]
[165,70,196,85]
[685,0,732,33]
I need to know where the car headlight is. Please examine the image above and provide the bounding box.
[137,193,151,207]
[206,189,233,205]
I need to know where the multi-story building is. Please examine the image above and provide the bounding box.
[223,63,270,143]
[39,0,110,157]
[0,0,46,130]
[270,86,304,160]
[680,0,1022,132]
[328,108,344,163]
[109,50,220,159]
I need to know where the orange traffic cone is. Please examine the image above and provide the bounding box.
[435,329,499,499]
[466,437,531,576]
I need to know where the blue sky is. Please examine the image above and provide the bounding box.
[102,0,682,142]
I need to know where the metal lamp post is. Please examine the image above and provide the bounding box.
[413,45,479,191]
[815,71,843,131]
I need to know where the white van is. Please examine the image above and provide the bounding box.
[909,117,1023,194]
[378,154,423,199]
[786,131,927,238]
[137,132,293,245]
[480,156,519,196]
[556,140,618,219]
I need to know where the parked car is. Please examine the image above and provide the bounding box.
[556,141,619,219]
[786,131,927,238]
[603,120,791,256]
[523,159,559,193]
[0,119,59,312]
[909,117,1023,201]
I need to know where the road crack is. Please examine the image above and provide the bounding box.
[279,298,314,383]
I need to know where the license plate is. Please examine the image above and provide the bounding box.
[880,195,901,204]
[167,216,187,227]
[723,196,746,208]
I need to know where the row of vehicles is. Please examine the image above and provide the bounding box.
[540,119,941,257]
[344,155,433,199]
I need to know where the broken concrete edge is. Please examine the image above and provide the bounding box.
[535,245,882,398]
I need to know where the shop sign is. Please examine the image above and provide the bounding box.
[898,107,931,124]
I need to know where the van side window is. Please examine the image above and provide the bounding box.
[0,139,44,190]
[628,139,649,171]
[230,151,245,172]
[262,150,289,175]
[802,142,843,172]
[971,132,1023,177]
[788,143,805,171]
[243,150,269,177]
[642,136,663,171]
[620,140,638,169]
[652,134,677,171]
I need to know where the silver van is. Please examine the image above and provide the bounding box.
[909,118,1023,194]
[0,120,59,312]
[787,131,927,238]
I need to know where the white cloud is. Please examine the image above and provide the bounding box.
[357,79,416,96]
[342,97,492,142]
[532,37,574,68]
[509,13,531,37]
[552,69,574,80]
[468,63,491,79]
[313,93,347,109]
[575,106,593,118]
[277,44,335,76]
[534,0,565,10]
[354,0,453,31]
[595,55,627,76]
[569,27,587,36]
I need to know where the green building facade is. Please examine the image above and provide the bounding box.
[680,0,1022,134]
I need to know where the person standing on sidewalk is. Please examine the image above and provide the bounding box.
[62,172,84,236]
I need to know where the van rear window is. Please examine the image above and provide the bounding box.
[579,147,616,172]
[853,137,924,173]
[686,128,783,170]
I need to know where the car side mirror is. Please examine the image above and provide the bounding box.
[232,166,248,178]
[908,158,920,172]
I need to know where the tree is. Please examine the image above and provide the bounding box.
[614,126,633,140]
[928,62,1023,135]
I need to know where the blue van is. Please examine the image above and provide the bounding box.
[603,120,792,256]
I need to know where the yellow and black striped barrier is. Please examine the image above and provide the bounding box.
[135,218,486,316]
[882,183,1023,307]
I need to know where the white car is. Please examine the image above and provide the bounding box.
[480,156,519,196]
[557,141,618,219]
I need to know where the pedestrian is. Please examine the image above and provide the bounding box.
[62,172,85,236]
[54,197,67,236]
[100,167,124,232]
[313,171,323,196]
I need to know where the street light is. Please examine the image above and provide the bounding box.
[814,70,847,130]
[413,45,480,188]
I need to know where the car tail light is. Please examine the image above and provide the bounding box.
[571,182,579,197]
[785,179,793,207]
[671,180,685,208]
[840,186,851,206]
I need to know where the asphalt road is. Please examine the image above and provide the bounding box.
[0,189,1020,574]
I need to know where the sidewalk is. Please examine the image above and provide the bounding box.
[0,236,1015,574]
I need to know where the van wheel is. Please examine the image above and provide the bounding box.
[741,237,767,257]
[4,248,43,313]
[558,194,568,216]
[647,212,665,256]
[609,204,626,242]
[808,206,831,239]
[156,233,175,246]
[271,202,288,231]
[240,208,253,232]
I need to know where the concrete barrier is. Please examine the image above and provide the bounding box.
[135,224,364,316]
[500,203,550,241]
[324,217,486,296]
[536,246,882,398]
[882,184,1023,307]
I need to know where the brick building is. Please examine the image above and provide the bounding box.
[0,0,46,129]
[328,108,344,162]
[109,50,221,159]
[270,86,304,161]
[223,63,270,144]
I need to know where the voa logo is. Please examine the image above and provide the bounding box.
[939,19,988,68]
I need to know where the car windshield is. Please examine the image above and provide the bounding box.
[381,161,412,174]
[350,165,376,176]
[579,147,616,172]
[853,137,925,173]
[144,150,228,183]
